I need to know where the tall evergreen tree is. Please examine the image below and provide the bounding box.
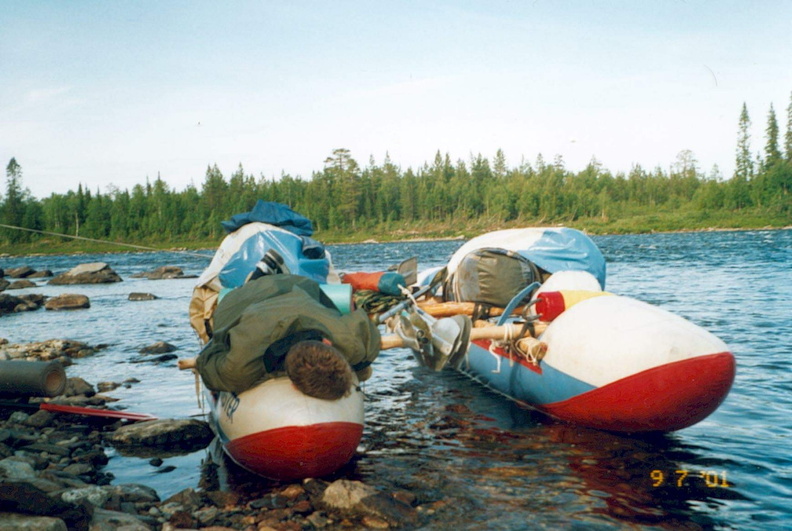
[785,91,792,161]
[735,103,754,180]
[764,104,782,169]
[3,158,26,242]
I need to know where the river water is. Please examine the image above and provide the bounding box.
[1,229,790,530]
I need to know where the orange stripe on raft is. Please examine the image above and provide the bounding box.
[540,352,736,433]
[224,421,363,480]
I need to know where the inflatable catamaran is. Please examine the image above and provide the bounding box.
[186,202,364,480]
[405,227,735,433]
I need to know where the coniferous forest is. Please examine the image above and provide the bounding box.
[1,97,791,252]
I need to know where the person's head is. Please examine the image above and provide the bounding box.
[284,340,354,400]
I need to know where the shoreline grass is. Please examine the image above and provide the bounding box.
[1,211,789,258]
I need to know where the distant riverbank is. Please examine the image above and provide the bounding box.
[1,208,789,257]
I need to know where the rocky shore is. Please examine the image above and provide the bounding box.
[0,340,422,530]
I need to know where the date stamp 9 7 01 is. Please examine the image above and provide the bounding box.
[651,470,730,488]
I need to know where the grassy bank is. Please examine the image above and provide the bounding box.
[1,208,789,257]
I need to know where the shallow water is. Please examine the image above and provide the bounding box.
[1,230,790,529]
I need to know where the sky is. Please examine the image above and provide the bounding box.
[2,1,791,199]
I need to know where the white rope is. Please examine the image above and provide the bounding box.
[0,223,213,258]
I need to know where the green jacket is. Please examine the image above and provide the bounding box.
[196,275,381,394]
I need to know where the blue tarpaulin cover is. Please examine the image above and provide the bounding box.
[221,200,315,236]
[217,202,330,287]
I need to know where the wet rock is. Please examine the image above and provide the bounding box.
[17,293,47,312]
[60,485,110,507]
[128,292,158,301]
[6,266,36,278]
[0,457,37,479]
[63,378,96,397]
[0,479,94,531]
[96,382,121,393]
[90,508,152,530]
[131,266,185,280]
[6,279,36,290]
[138,341,177,355]
[107,419,213,451]
[0,340,102,363]
[44,294,90,311]
[0,293,23,315]
[48,263,122,285]
[321,479,419,527]
[102,483,160,504]
[0,278,9,291]
[28,270,54,279]
[0,512,69,531]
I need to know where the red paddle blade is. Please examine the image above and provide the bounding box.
[40,402,157,421]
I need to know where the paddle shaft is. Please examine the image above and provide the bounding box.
[0,400,157,421]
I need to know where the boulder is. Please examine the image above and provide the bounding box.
[5,266,35,279]
[48,263,121,285]
[0,279,9,291]
[131,266,184,280]
[128,293,158,301]
[0,294,24,315]
[7,279,37,290]
[138,342,177,355]
[28,270,53,279]
[44,294,90,311]
[321,479,419,527]
[0,480,93,531]
[107,419,213,451]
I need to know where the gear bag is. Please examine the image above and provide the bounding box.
[446,248,540,307]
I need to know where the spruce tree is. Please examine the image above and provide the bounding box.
[764,104,782,169]
[3,158,26,242]
[735,103,754,180]
[785,91,792,161]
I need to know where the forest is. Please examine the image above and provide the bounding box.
[2,97,790,252]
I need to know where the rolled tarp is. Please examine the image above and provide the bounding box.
[0,360,67,397]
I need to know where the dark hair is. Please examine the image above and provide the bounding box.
[284,340,354,400]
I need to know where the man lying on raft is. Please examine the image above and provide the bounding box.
[183,274,381,400]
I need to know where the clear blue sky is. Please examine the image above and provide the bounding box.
[2,1,791,198]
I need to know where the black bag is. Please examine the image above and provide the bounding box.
[447,249,539,307]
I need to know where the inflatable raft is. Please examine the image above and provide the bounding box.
[413,228,735,433]
[187,201,364,479]
[205,377,364,480]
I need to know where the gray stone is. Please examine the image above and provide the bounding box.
[322,480,378,510]
[102,484,160,504]
[44,294,90,311]
[6,266,36,278]
[131,266,184,280]
[0,457,37,479]
[63,377,96,397]
[60,485,110,508]
[128,293,158,301]
[88,508,152,530]
[0,512,68,531]
[0,293,24,314]
[138,342,177,355]
[107,419,213,451]
[7,279,36,290]
[48,263,121,285]
[321,479,418,527]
